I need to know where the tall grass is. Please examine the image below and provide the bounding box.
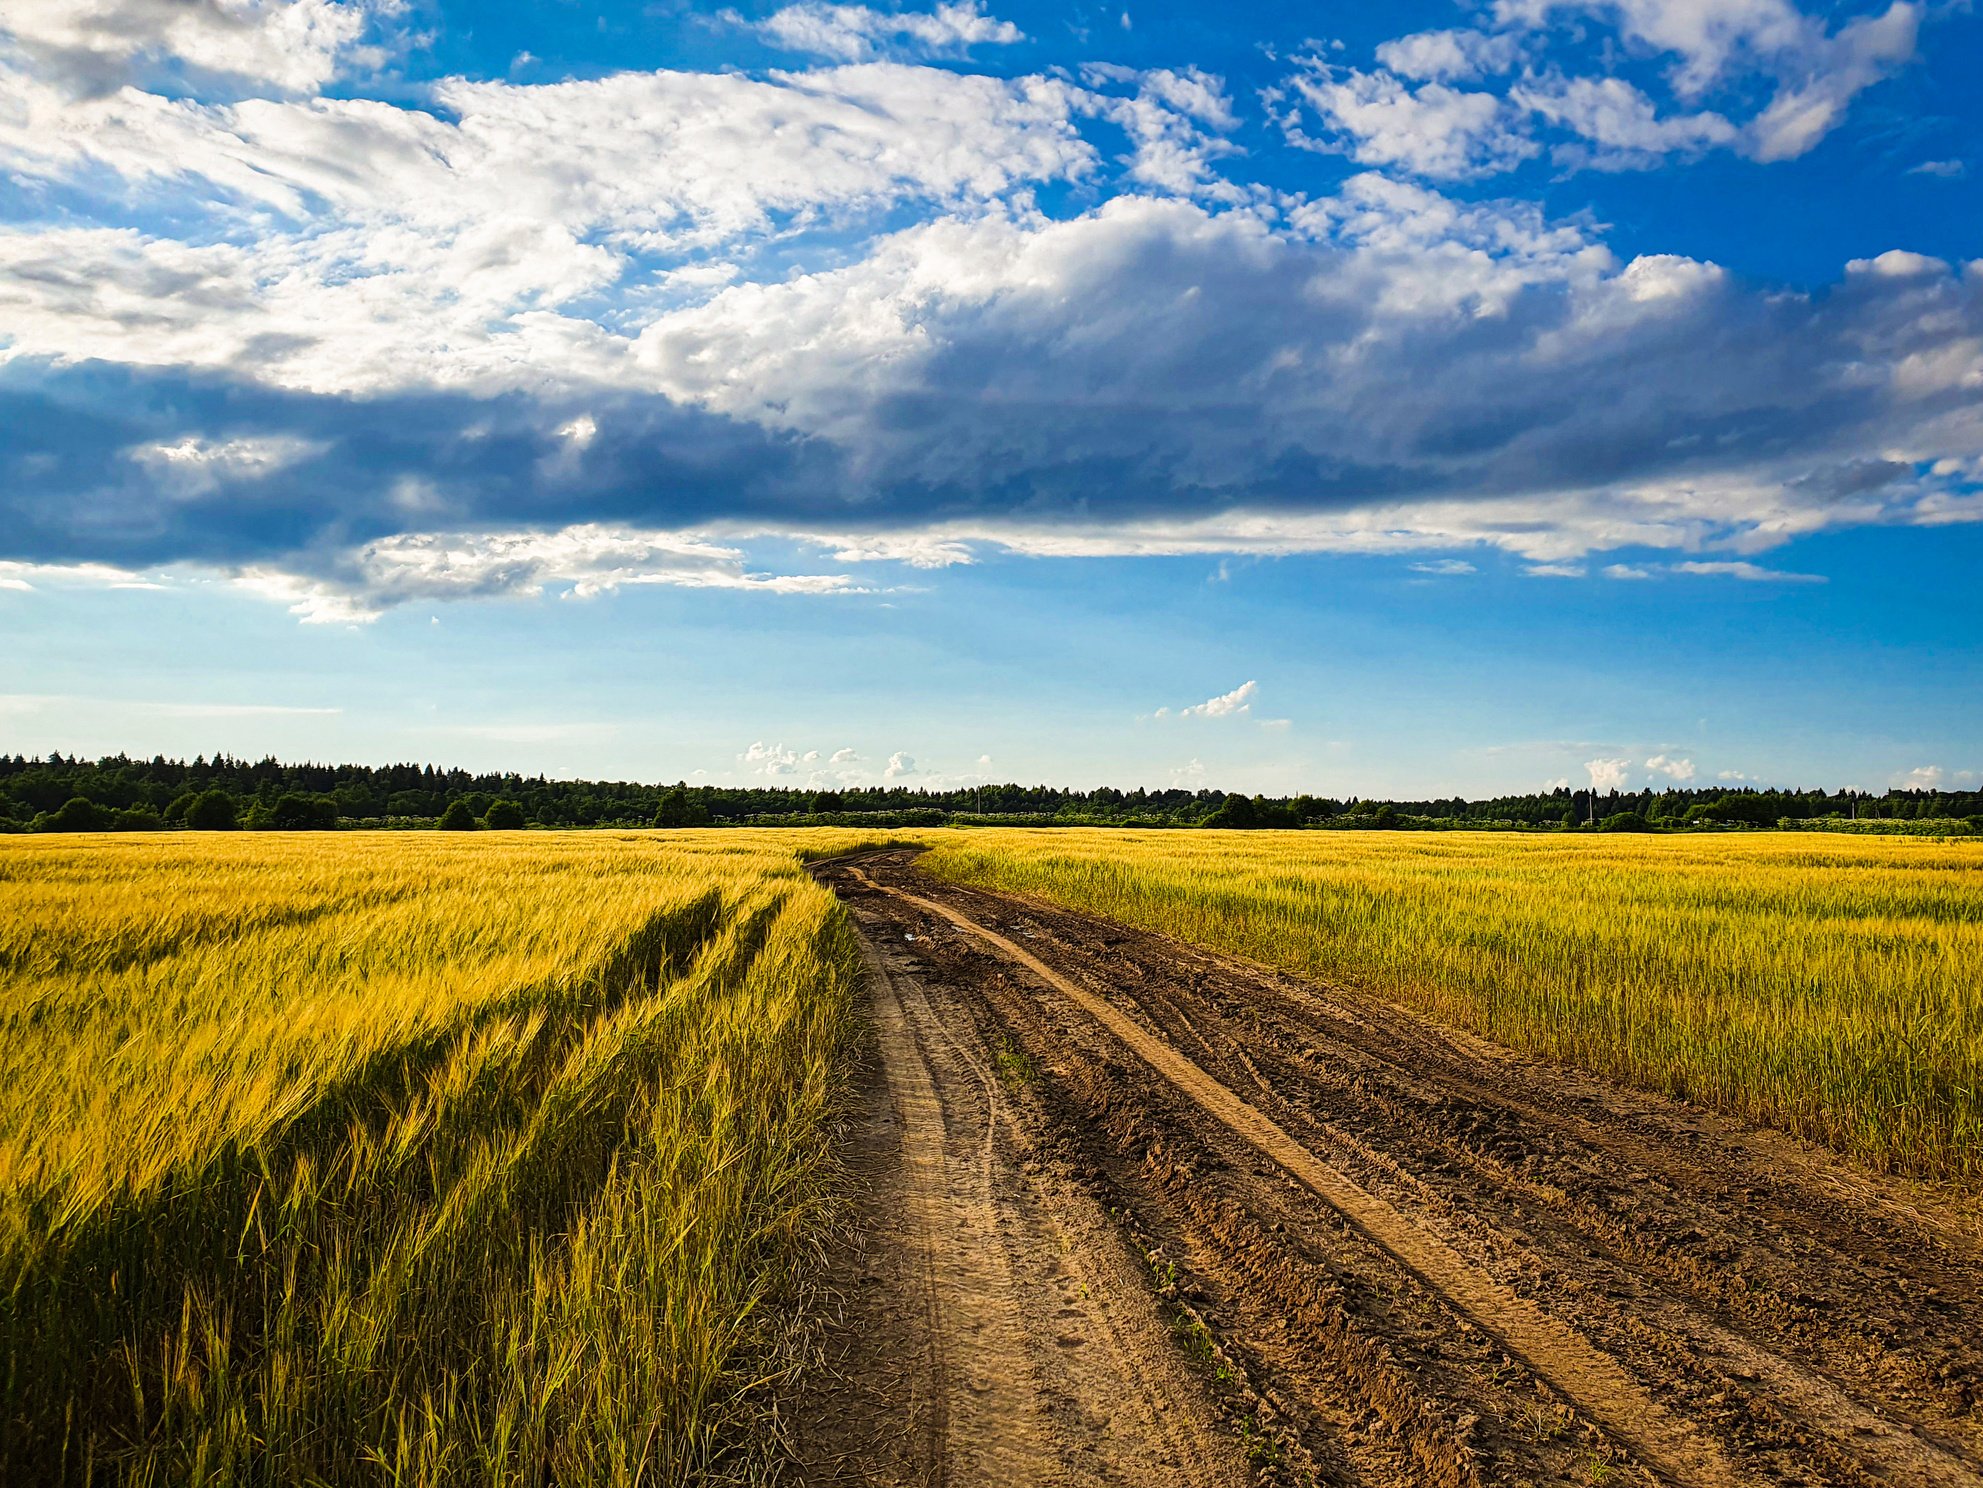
[919,829,1983,1181]
[0,829,883,1485]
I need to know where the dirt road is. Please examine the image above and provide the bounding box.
[795,850,1983,1487]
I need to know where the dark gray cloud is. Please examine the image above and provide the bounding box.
[4,215,1978,601]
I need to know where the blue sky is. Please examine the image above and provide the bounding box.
[1,0,1979,797]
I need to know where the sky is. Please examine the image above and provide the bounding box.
[1,0,1980,798]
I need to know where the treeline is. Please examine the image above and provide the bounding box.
[2,753,1979,834]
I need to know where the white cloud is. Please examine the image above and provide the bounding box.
[0,559,164,591]
[0,66,1098,386]
[1081,64,1243,197]
[1586,757,1633,790]
[1670,560,1825,583]
[1907,159,1964,179]
[883,750,918,778]
[1496,0,1921,160]
[1604,563,1655,579]
[1514,75,1735,168]
[0,14,1975,600]
[816,533,978,568]
[742,741,803,776]
[1646,753,1695,781]
[1745,3,1920,162]
[232,523,868,624]
[129,434,320,496]
[1172,679,1258,719]
[0,0,397,97]
[1375,29,1523,83]
[1278,64,1537,179]
[1525,562,1587,577]
[1895,764,1945,790]
[747,2,1022,62]
[1409,558,1477,574]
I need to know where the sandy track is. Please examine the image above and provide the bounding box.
[806,850,1983,1488]
[790,897,1253,1486]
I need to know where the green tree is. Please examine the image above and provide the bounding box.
[266,793,339,830]
[1600,811,1651,832]
[651,785,708,828]
[481,799,527,830]
[438,800,479,831]
[1205,793,1258,829]
[185,789,240,831]
[32,797,104,833]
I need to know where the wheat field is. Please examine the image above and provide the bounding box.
[919,829,1983,1181]
[0,829,888,1486]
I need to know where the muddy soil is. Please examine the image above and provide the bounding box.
[795,850,1983,1488]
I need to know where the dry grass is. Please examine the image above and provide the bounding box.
[0,828,888,1486]
[919,829,1983,1180]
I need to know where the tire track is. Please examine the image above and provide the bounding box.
[848,865,1745,1488]
[793,907,1252,1487]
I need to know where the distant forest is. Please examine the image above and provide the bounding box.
[3,753,1979,834]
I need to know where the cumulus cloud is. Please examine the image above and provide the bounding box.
[1171,757,1208,787]
[1514,75,1736,168]
[0,0,398,98]
[1160,680,1258,720]
[746,2,1022,62]
[883,750,917,778]
[7,170,1983,621]
[0,2,1973,624]
[741,741,805,776]
[1278,0,1922,179]
[1895,763,1946,790]
[1495,0,1921,160]
[1275,64,1538,179]
[1081,64,1243,196]
[1586,757,1633,790]
[1375,29,1524,83]
[1646,753,1696,781]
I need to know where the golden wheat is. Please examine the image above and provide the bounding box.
[0,828,888,1486]
[918,829,1983,1181]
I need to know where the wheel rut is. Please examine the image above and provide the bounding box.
[807,850,1983,1488]
[791,884,1251,1487]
